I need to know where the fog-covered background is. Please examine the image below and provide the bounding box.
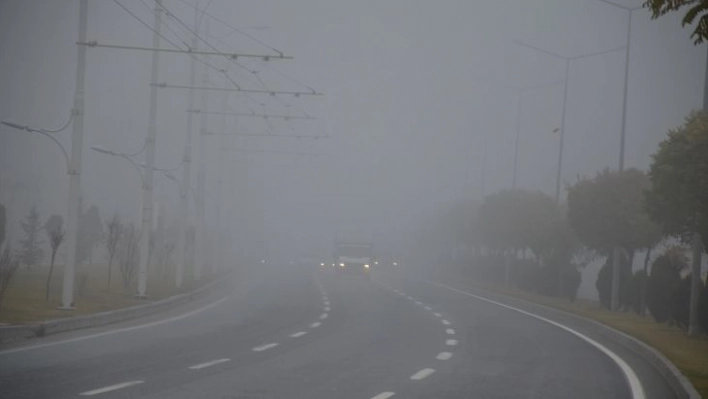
[1,0,704,298]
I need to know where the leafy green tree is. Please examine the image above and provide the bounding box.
[644,0,708,44]
[19,206,44,268]
[567,168,662,309]
[646,109,708,334]
[44,215,65,301]
[646,246,687,323]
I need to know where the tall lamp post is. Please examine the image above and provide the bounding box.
[513,40,625,203]
[2,0,88,310]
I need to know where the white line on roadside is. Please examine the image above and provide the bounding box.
[425,280,646,399]
[252,343,279,352]
[0,295,230,355]
[371,392,396,399]
[446,339,458,346]
[406,296,414,300]
[320,313,328,319]
[79,381,144,396]
[325,307,331,312]
[309,322,321,328]
[424,306,432,311]
[410,368,436,380]
[441,319,451,325]
[415,301,423,305]
[436,352,453,360]
[446,328,455,335]
[188,358,230,370]
[290,331,307,338]
[433,313,442,317]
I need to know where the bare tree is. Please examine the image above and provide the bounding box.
[104,213,122,291]
[19,205,44,268]
[44,215,65,301]
[118,223,140,289]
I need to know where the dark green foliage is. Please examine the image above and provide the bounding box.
[699,275,708,332]
[644,0,708,44]
[646,248,687,323]
[0,204,6,247]
[596,253,633,310]
[646,110,708,251]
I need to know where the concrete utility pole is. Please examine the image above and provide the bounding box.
[136,0,162,298]
[195,21,210,280]
[175,10,199,290]
[61,0,88,309]
[214,73,229,274]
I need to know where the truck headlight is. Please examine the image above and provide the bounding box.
[364,264,370,268]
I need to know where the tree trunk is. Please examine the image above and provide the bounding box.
[45,249,57,301]
[639,247,652,316]
[107,255,113,291]
[688,232,703,336]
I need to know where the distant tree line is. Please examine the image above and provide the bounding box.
[410,109,708,335]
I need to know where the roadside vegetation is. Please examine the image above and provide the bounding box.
[0,202,210,324]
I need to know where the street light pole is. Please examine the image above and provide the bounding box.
[556,59,570,203]
[137,0,162,298]
[175,9,200,290]
[61,0,88,309]
[195,21,210,280]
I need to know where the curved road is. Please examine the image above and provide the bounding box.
[0,264,676,398]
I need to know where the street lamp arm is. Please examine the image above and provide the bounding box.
[569,45,626,60]
[91,146,145,184]
[2,119,72,171]
[33,129,71,172]
[513,39,567,60]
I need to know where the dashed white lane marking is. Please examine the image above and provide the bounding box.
[290,331,307,338]
[406,296,414,300]
[446,328,455,335]
[446,339,458,346]
[436,352,453,360]
[424,306,432,311]
[310,322,321,328]
[415,301,423,305]
[325,306,331,312]
[410,368,436,380]
[80,381,144,396]
[433,312,442,318]
[188,358,230,370]
[320,313,328,319]
[371,392,396,399]
[253,343,279,352]
[426,280,646,399]
[441,319,451,325]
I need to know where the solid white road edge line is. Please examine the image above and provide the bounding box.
[410,368,436,380]
[0,295,230,355]
[79,381,144,396]
[446,328,455,335]
[252,343,279,352]
[290,331,307,338]
[188,358,230,370]
[427,280,645,399]
[436,352,453,360]
[371,392,396,399]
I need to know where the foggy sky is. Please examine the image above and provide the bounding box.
[1,0,705,260]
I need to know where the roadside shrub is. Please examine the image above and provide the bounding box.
[646,248,686,323]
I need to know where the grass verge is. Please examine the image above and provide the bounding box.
[0,263,214,324]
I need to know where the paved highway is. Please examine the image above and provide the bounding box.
[0,264,676,398]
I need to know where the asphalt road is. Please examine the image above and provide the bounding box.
[0,264,677,398]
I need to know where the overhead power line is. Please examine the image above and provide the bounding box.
[153,82,323,96]
[186,109,316,120]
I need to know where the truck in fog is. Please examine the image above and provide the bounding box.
[334,240,373,279]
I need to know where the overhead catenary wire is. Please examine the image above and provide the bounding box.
[174,0,285,57]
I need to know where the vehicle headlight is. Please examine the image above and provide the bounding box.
[364,264,370,268]
[339,263,345,267]
[393,262,398,266]
[320,263,325,267]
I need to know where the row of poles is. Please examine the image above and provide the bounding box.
[2,0,319,308]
